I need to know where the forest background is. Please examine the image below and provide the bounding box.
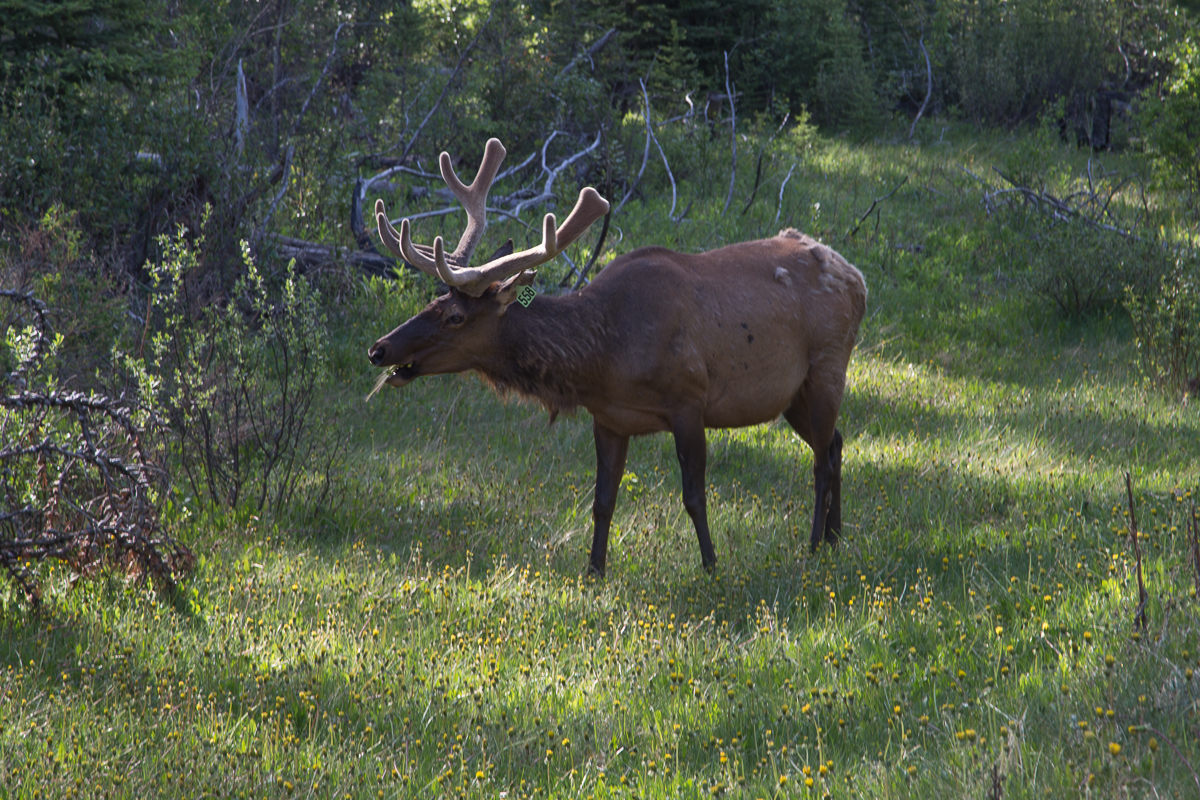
[3,1,1200,798]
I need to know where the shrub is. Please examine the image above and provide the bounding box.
[135,221,341,520]
[1013,213,1169,316]
[1144,34,1200,203]
[0,288,192,607]
[1125,254,1200,399]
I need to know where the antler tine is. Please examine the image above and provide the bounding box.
[439,137,507,265]
[375,199,439,278]
[435,186,610,297]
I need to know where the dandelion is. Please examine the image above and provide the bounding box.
[1108,743,1121,756]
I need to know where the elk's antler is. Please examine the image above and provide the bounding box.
[374,137,610,297]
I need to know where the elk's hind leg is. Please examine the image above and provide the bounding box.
[783,382,843,553]
[825,428,843,544]
[671,411,718,572]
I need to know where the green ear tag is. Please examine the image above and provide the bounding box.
[516,285,536,308]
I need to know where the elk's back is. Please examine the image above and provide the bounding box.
[581,230,866,433]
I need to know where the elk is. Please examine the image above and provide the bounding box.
[367,138,866,576]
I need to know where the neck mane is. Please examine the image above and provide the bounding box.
[474,291,603,420]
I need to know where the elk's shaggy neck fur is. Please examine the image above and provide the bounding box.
[475,291,605,420]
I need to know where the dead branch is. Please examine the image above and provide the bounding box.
[616,110,652,215]
[722,51,737,215]
[637,80,677,219]
[559,27,618,77]
[569,210,612,290]
[1,291,192,607]
[908,35,932,141]
[1190,495,1200,599]
[251,144,293,249]
[848,176,909,238]
[286,22,349,143]
[987,167,1142,240]
[742,113,788,217]
[775,161,798,226]
[1125,472,1149,631]
[400,11,492,164]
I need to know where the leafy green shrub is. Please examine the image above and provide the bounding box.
[1125,253,1200,398]
[1144,34,1200,203]
[1007,210,1168,316]
[134,222,341,520]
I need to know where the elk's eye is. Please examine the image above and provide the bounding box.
[446,312,465,326]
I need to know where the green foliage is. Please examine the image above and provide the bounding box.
[4,125,1200,798]
[1145,33,1200,201]
[0,0,193,87]
[136,221,341,520]
[1017,215,1168,316]
[1126,253,1200,397]
[1,284,190,607]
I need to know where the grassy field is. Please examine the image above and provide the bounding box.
[2,125,1199,799]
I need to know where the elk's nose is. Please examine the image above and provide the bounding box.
[368,344,386,366]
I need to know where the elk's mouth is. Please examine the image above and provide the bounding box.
[386,361,419,386]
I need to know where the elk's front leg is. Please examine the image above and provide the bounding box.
[672,413,717,572]
[590,421,629,577]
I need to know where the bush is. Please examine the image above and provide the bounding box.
[1144,34,1200,203]
[1,288,192,607]
[1125,253,1200,399]
[134,221,342,520]
[1012,212,1169,316]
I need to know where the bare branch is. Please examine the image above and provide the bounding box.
[908,35,932,141]
[775,161,798,226]
[723,51,738,215]
[848,176,908,238]
[251,144,293,249]
[400,10,492,163]
[286,22,349,143]
[559,27,618,77]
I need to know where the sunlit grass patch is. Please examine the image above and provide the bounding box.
[4,132,1200,799]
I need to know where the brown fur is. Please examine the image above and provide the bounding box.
[368,230,867,574]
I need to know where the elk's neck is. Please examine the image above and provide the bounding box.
[474,292,603,419]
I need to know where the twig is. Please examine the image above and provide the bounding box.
[251,145,293,249]
[558,27,617,77]
[908,35,932,141]
[496,149,539,183]
[1190,496,1200,599]
[1125,472,1149,632]
[741,153,764,217]
[571,210,612,291]
[742,113,789,216]
[615,110,651,215]
[775,161,798,226]
[400,11,492,164]
[847,176,908,238]
[1142,725,1200,796]
[722,51,737,215]
[286,23,348,143]
[637,80,677,219]
[510,131,602,217]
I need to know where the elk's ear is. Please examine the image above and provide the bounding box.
[482,238,514,263]
[495,270,537,314]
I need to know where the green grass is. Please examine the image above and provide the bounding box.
[3,126,1200,799]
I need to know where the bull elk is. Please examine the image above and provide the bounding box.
[367,138,867,576]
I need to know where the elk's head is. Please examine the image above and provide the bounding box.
[367,138,609,391]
